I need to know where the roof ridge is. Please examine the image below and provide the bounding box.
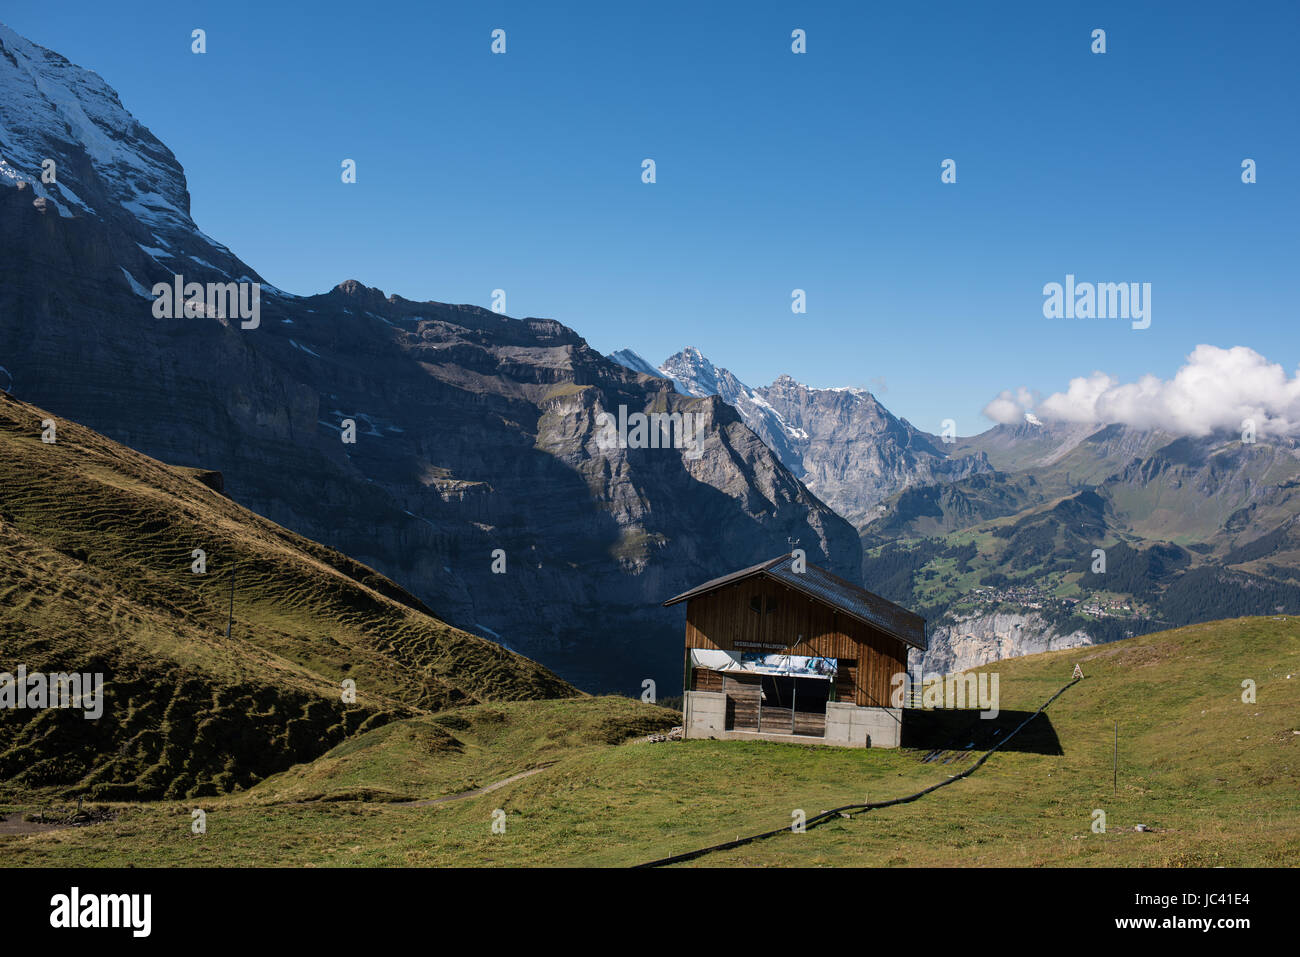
[663,553,926,650]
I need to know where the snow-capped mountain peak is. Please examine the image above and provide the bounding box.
[0,21,255,282]
[0,22,189,225]
[659,346,751,403]
[607,345,992,525]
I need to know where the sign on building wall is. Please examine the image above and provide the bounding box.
[691,648,837,679]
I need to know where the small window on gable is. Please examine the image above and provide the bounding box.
[749,595,778,615]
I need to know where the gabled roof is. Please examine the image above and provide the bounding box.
[663,553,926,651]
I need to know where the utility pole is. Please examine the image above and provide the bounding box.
[225,564,236,640]
[1113,721,1118,794]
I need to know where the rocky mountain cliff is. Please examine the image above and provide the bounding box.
[612,346,991,527]
[0,23,861,693]
[921,611,1094,677]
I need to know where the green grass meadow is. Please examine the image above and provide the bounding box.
[4,616,1297,867]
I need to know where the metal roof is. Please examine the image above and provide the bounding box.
[663,553,927,651]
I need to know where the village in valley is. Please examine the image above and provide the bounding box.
[965,583,1140,621]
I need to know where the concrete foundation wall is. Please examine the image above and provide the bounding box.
[685,692,901,748]
[825,702,902,749]
[683,691,727,739]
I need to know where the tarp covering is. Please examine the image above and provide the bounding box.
[691,649,836,679]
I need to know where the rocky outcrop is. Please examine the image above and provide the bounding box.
[640,348,991,527]
[919,611,1095,677]
[756,374,991,527]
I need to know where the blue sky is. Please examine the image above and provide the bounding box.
[8,1,1298,435]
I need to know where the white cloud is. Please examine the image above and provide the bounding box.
[983,345,1300,438]
[982,386,1039,425]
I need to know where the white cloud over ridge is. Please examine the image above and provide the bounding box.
[983,345,1300,438]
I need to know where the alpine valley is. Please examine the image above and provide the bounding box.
[2,18,1299,698]
[608,350,1300,675]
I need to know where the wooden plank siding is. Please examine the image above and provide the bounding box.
[834,661,858,704]
[722,673,760,729]
[684,579,908,709]
[693,671,829,736]
[690,667,724,693]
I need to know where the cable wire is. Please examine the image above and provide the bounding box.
[634,675,1081,868]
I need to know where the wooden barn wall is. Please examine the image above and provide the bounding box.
[690,667,724,693]
[684,579,910,708]
[722,673,760,728]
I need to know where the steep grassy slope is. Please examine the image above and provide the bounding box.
[0,394,576,800]
[3,616,1295,866]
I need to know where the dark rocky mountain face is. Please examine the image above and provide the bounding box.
[0,23,861,694]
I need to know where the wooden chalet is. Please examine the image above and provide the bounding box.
[664,553,926,748]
